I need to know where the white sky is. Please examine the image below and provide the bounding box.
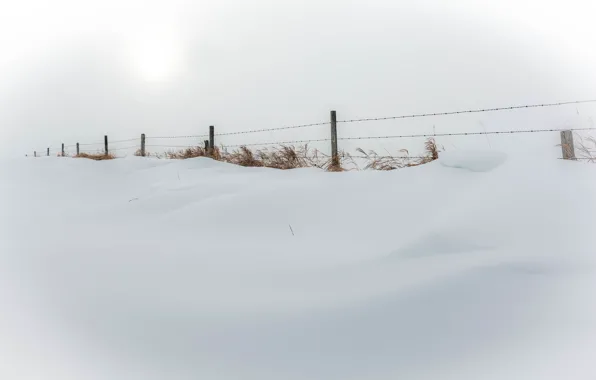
[1,0,596,158]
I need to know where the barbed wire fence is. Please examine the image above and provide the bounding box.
[28,99,596,164]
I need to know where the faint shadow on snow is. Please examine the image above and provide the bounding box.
[83,259,565,380]
[388,233,494,259]
[439,150,507,172]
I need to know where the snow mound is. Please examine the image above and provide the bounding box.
[440,150,508,172]
[390,233,493,258]
[1,156,596,380]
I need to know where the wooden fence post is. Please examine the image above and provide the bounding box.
[47,147,50,157]
[141,134,146,157]
[209,126,215,156]
[76,143,80,156]
[104,135,108,155]
[204,140,209,152]
[561,130,576,160]
[61,143,65,157]
[330,110,339,167]
[34,151,37,158]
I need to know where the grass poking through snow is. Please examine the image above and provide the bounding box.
[71,138,442,171]
[74,153,116,161]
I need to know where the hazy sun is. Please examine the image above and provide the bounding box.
[129,35,185,83]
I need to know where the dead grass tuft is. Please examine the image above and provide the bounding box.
[223,146,264,167]
[575,133,596,162]
[166,146,207,159]
[75,153,116,161]
[357,138,442,170]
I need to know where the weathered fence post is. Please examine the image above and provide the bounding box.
[61,143,65,157]
[76,143,80,156]
[47,147,50,157]
[34,151,37,158]
[104,135,109,155]
[140,134,146,157]
[204,140,209,152]
[561,130,576,160]
[209,126,215,157]
[330,110,339,167]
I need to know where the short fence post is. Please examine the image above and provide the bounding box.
[61,143,65,157]
[204,140,209,152]
[76,143,80,156]
[330,110,339,167]
[141,134,146,157]
[104,135,109,155]
[34,151,37,158]
[209,126,215,157]
[561,130,576,160]
[47,147,50,157]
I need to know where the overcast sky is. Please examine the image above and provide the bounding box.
[1,0,596,158]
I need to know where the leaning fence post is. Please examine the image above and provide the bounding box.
[140,134,146,157]
[61,143,65,157]
[76,143,80,156]
[104,135,109,155]
[560,130,576,160]
[330,110,339,167]
[209,126,215,157]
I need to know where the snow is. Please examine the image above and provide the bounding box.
[1,152,596,379]
[440,150,508,172]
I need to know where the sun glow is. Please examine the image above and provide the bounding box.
[129,34,186,83]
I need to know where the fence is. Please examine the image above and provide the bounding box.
[29,99,596,163]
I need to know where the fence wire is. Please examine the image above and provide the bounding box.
[110,138,139,144]
[223,138,332,148]
[338,127,596,141]
[146,135,208,139]
[217,122,330,137]
[337,99,596,124]
[111,146,139,151]
[29,98,596,157]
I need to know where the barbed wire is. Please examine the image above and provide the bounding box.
[78,142,104,146]
[338,100,596,124]
[223,138,332,148]
[110,146,139,151]
[110,138,138,144]
[217,122,330,137]
[347,155,430,159]
[146,135,208,139]
[338,127,596,141]
[146,144,201,149]
[27,98,596,156]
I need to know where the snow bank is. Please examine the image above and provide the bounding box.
[440,150,508,172]
[1,153,595,380]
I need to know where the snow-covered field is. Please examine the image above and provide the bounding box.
[1,152,595,379]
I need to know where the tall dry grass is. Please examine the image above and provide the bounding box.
[135,138,440,171]
[74,153,116,161]
[356,138,442,170]
[575,134,596,162]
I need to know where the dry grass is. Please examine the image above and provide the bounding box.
[75,153,116,161]
[575,133,596,162]
[357,138,442,170]
[222,145,318,169]
[140,138,440,171]
[166,146,207,159]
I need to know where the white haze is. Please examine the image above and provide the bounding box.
[0,0,595,157]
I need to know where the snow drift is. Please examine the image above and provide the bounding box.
[1,152,595,380]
